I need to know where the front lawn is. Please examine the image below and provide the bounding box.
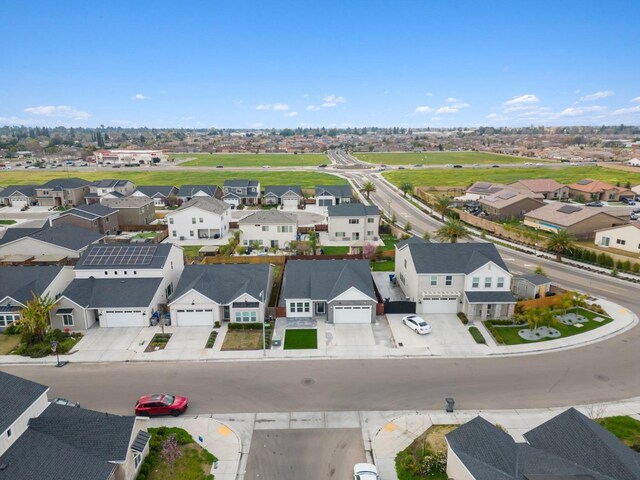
[0,219,17,225]
[598,416,640,450]
[468,326,486,344]
[137,426,217,480]
[145,334,172,352]
[371,260,395,271]
[221,330,264,350]
[0,333,21,354]
[395,425,457,480]
[13,329,83,358]
[174,152,327,167]
[284,329,318,350]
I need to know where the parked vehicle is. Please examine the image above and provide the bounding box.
[491,164,500,168]
[51,397,80,408]
[353,463,380,480]
[135,393,188,417]
[216,165,224,168]
[585,201,604,207]
[621,197,636,205]
[453,164,463,168]
[318,164,327,168]
[402,315,432,335]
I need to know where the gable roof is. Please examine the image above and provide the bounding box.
[176,184,221,198]
[328,203,380,217]
[509,178,565,193]
[517,273,551,286]
[62,277,162,308]
[0,265,64,305]
[315,185,352,198]
[38,177,90,190]
[75,243,175,270]
[238,210,297,225]
[89,179,132,188]
[467,182,509,196]
[0,224,104,252]
[101,196,154,209]
[263,185,303,197]
[403,242,509,274]
[395,236,430,248]
[223,179,260,188]
[0,184,38,198]
[567,179,619,193]
[170,264,272,305]
[172,196,230,215]
[0,227,42,245]
[58,203,117,220]
[0,371,48,435]
[280,259,376,302]
[479,191,544,209]
[524,203,623,227]
[133,185,177,198]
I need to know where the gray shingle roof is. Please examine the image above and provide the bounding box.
[465,291,517,303]
[280,259,376,303]
[403,242,509,274]
[0,265,64,305]
[101,196,154,209]
[38,177,90,190]
[395,236,430,248]
[0,184,38,198]
[0,371,48,435]
[328,203,380,217]
[173,196,230,215]
[238,210,297,225]
[0,227,41,245]
[224,179,260,188]
[518,274,551,286]
[176,184,221,198]
[171,264,272,305]
[133,185,177,198]
[75,243,174,270]
[263,185,302,197]
[0,224,104,251]
[315,185,352,198]
[62,277,162,308]
[90,179,131,188]
[62,203,117,220]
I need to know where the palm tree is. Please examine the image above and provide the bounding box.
[546,229,576,262]
[18,293,55,345]
[400,182,413,198]
[433,196,453,221]
[360,181,376,200]
[435,219,471,243]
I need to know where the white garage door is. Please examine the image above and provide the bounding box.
[102,310,145,328]
[318,198,333,207]
[10,199,28,208]
[282,196,298,208]
[333,305,371,324]
[421,297,459,314]
[175,309,214,327]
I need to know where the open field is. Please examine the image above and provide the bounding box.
[384,166,640,188]
[0,170,346,189]
[354,151,554,165]
[174,152,327,167]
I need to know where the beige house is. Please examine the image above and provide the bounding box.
[479,191,545,220]
[594,223,640,255]
[327,203,380,242]
[567,178,635,202]
[524,203,628,239]
[508,178,568,200]
[35,177,90,207]
[238,209,298,249]
[463,182,510,200]
[102,196,155,226]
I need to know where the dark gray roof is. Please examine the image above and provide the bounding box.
[0,227,41,245]
[0,184,38,198]
[173,196,229,215]
[132,430,151,452]
[101,196,154,209]
[315,185,352,198]
[518,274,551,286]
[38,177,90,190]
[0,265,64,305]
[395,236,430,248]
[0,224,104,251]
[280,259,376,302]
[264,185,302,197]
[133,185,177,198]
[0,371,48,435]
[403,242,509,274]
[62,277,162,308]
[238,210,297,224]
[328,203,380,217]
[465,291,517,304]
[171,264,272,304]
[224,179,260,188]
[61,203,117,220]
[89,179,132,188]
[75,243,174,270]
[176,184,220,198]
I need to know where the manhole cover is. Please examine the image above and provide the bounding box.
[595,374,610,382]
[301,378,315,386]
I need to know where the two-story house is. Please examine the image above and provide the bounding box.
[49,203,119,234]
[35,177,91,207]
[175,184,222,203]
[395,239,516,320]
[0,185,39,207]
[222,179,261,207]
[327,203,380,242]
[85,179,135,204]
[315,185,352,206]
[238,210,298,249]
[165,197,231,242]
[131,185,178,208]
[54,243,184,329]
[263,185,303,208]
[102,196,155,226]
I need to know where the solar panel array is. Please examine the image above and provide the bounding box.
[498,191,517,200]
[83,245,158,266]
[558,205,581,214]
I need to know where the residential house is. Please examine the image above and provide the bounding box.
[263,185,303,208]
[394,240,516,320]
[595,223,640,255]
[168,264,273,326]
[85,179,135,204]
[131,185,178,208]
[0,185,38,207]
[508,178,569,200]
[35,177,90,207]
[49,203,119,235]
[315,185,352,206]
[327,203,380,243]
[238,210,297,249]
[54,243,184,329]
[627,157,640,167]
[633,184,640,197]
[165,197,231,242]
[0,224,104,259]
[463,182,509,201]
[0,371,149,480]
[175,184,222,203]
[512,273,552,299]
[524,203,628,239]
[478,191,545,221]
[101,197,155,226]
[567,178,635,202]
[222,179,261,207]
[445,408,640,480]
[0,265,74,331]
[280,259,378,323]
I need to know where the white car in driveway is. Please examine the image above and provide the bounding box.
[402,315,432,335]
[354,463,380,480]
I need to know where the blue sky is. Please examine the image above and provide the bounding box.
[1,0,639,128]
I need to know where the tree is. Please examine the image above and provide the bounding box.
[161,434,182,475]
[435,219,471,243]
[533,265,547,276]
[433,196,452,221]
[360,181,376,200]
[400,182,413,198]
[18,293,55,345]
[251,240,261,251]
[363,241,377,259]
[309,231,319,255]
[422,231,431,241]
[546,229,576,262]
[404,221,412,232]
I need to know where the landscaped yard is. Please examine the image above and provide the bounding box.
[395,425,457,480]
[598,416,640,450]
[320,246,350,255]
[174,153,327,167]
[221,330,264,350]
[0,333,21,354]
[145,333,172,352]
[284,329,318,349]
[371,260,395,271]
[355,151,552,166]
[181,245,205,260]
[383,166,640,189]
[133,232,159,239]
[0,219,17,225]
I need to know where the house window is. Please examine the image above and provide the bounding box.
[172,230,177,237]
[445,275,453,286]
[335,232,345,237]
[62,314,74,327]
[191,217,196,224]
[367,231,374,236]
[169,218,174,224]
[497,277,504,288]
[601,236,610,246]
[368,218,374,223]
[134,451,142,469]
[484,277,492,288]
[616,239,626,245]
[0,314,19,327]
[262,226,269,231]
[190,231,194,237]
[430,276,438,287]
[399,272,405,285]
[472,277,479,288]
[404,259,407,268]
[6,428,12,438]
[304,303,310,313]
[351,232,360,240]
[348,219,359,224]
[277,225,292,233]
[199,217,203,223]
[297,302,303,312]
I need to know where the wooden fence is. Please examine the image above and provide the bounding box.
[201,253,364,265]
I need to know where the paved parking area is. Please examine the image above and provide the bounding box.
[74,327,142,352]
[245,428,365,480]
[164,327,211,351]
[372,272,406,301]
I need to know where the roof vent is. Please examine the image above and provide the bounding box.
[0,464,7,471]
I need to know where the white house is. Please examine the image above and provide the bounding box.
[85,179,135,203]
[0,224,104,259]
[55,244,184,329]
[238,210,298,249]
[626,157,640,167]
[595,223,640,255]
[394,238,515,320]
[263,185,303,208]
[315,185,352,206]
[0,185,38,207]
[168,264,273,326]
[327,203,380,242]
[131,186,178,207]
[165,197,231,242]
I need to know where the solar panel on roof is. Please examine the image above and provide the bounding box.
[83,245,158,266]
[577,179,592,185]
[475,182,491,189]
[499,191,517,200]
[558,205,581,214]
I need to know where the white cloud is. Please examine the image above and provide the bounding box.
[612,105,640,115]
[632,96,640,103]
[323,94,346,104]
[436,106,459,114]
[580,90,614,101]
[255,104,271,110]
[414,106,433,114]
[302,93,309,98]
[556,105,606,117]
[306,105,321,111]
[446,97,460,103]
[24,105,90,120]
[503,94,539,106]
[160,90,168,95]
[272,103,289,111]
[425,92,433,97]
[451,102,470,109]
[132,93,150,101]
[486,113,500,119]
[255,103,290,111]
[284,111,298,117]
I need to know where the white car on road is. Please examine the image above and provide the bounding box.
[402,315,432,335]
[354,463,380,480]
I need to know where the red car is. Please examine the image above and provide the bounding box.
[135,394,188,417]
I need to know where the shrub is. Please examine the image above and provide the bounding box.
[4,323,19,335]
[205,331,218,348]
[468,326,486,344]
[228,322,267,330]
[457,312,468,325]
[404,221,412,232]
[611,267,619,277]
[213,321,221,329]
[483,322,504,344]
[633,263,640,274]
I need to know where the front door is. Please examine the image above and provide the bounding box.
[316,302,326,315]
[223,306,230,321]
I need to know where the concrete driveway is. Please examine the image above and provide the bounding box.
[326,324,376,347]
[163,327,211,351]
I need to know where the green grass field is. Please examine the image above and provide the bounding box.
[174,153,328,167]
[354,151,553,166]
[598,416,640,448]
[383,166,640,188]
[0,170,346,189]
[284,329,318,349]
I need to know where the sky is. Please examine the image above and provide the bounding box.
[1,0,639,129]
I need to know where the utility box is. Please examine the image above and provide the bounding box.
[446,397,455,413]
[272,336,281,347]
